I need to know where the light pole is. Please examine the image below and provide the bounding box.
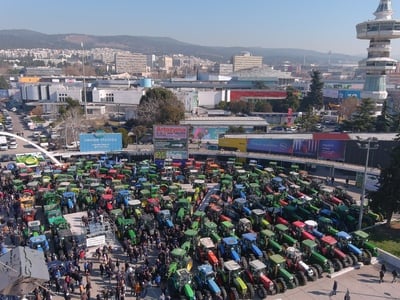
[356,137,379,230]
[81,42,88,118]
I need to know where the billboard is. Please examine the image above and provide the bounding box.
[247,138,293,155]
[80,132,122,152]
[192,127,228,141]
[219,137,247,152]
[292,139,318,158]
[318,139,346,161]
[153,125,189,160]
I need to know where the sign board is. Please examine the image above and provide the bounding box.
[86,235,106,248]
[153,125,189,160]
[80,132,122,152]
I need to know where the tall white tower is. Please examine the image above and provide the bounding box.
[356,0,400,104]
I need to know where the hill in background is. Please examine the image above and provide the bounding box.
[0,29,361,65]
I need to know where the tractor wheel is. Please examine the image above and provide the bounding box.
[296,271,307,286]
[220,286,228,300]
[276,277,287,293]
[332,258,343,272]
[349,252,358,265]
[263,251,269,260]
[346,254,354,267]
[230,287,240,300]
[292,274,299,288]
[269,280,278,295]
[241,256,248,270]
[195,290,203,300]
[363,249,372,265]
[309,266,318,281]
[312,264,323,278]
[247,283,255,299]
[256,286,267,299]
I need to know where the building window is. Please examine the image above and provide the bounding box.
[106,93,114,103]
[59,93,68,102]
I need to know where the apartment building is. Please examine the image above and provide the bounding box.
[232,52,263,72]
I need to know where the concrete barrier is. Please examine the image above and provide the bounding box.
[378,248,400,269]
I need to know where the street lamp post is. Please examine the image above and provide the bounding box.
[357,137,379,230]
[81,43,88,118]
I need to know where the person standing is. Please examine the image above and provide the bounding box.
[392,269,398,283]
[379,269,385,283]
[331,280,338,296]
[344,289,350,300]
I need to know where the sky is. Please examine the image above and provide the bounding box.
[2,0,400,56]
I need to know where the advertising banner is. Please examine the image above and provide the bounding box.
[247,138,293,154]
[192,127,228,141]
[293,139,318,158]
[153,125,189,160]
[318,139,345,161]
[154,125,188,140]
[80,132,122,152]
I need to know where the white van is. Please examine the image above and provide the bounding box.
[0,136,8,151]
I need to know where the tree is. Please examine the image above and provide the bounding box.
[343,98,376,132]
[339,97,359,121]
[299,70,324,111]
[137,88,185,126]
[0,76,9,90]
[375,101,392,133]
[369,139,400,226]
[273,86,300,112]
[295,109,320,132]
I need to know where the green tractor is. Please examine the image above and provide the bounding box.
[216,260,255,300]
[300,239,334,276]
[168,248,193,278]
[23,220,45,240]
[267,254,298,290]
[201,221,221,243]
[257,229,284,254]
[181,229,199,256]
[116,217,137,244]
[351,230,378,257]
[168,268,196,300]
[274,224,299,247]
[175,198,193,224]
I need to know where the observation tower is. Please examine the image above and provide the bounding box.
[356,0,400,104]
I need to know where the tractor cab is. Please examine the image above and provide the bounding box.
[197,237,219,266]
[202,221,221,243]
[241,232,263,259]
[219,236,241,262]
[237,218,252,235]
[251,209,269,230]
[29,234,49,253]
[157,209,173,229]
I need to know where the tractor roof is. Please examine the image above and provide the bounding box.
[204,222,218,230]
[184,229,198,237]
[292,220,305,228]
[171,248,187,257]
[242,232,257,241]
[302,239,317,248]
[336,231,351,240]
[199,237,215,249]
[249,259,266,271]
[321,235,338,245]
[198,264,213,275]
[224,260,241,272]
[269,254,286,265]
[275,223,288,231]
[352,230,369,239]
[128,199,141,206]
[222,236,238,245]
[251,209,265,216]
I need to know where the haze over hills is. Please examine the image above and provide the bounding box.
[0,29,361,65]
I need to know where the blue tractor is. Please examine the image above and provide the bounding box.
[335,231,372,265]
[193,264,226,299]
[61,191,76,214]
[29,235,50,259]
[218,236,248,268]
[116,190,131,207]
[241,232,266,261]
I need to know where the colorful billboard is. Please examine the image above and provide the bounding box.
[153,125,189,160]
[80,132,122,152]
[154,125,188,140]
[247,138,293,155]
[192,127,228,141]
[318,140,346,161]
[292,139,318,158]
[219,137,247,152]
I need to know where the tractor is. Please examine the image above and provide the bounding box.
[250,208,271,231]
[216,260,255,300]
[116,189,131,207]
[167,248,193,278]
[193,264,226,300]
[61,191,77,214]
[201,221,221,244]
[257,229,284,254]
[218,237,244,265]
[236,218,253,236]
[195,237,219,267]
[274,224,299,247]
[181,229,199,256]
[168,268,196,300]
[335,231,372,265]
[290,220,317,241]
[241,232,266,262]
[29,235,50,258]
[157,209,174,230]
[23,220,44,240]
[267,254,298,290]
[300,239,334,276]
[283,246,318,284]
[351,230,378,257]
[243,259,279,297]
[175,198,193,224]
[318,235,353,271]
